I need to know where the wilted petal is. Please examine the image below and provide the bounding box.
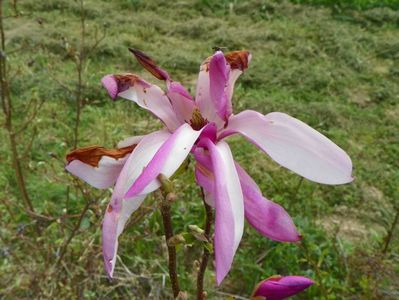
[102,73,180,131]
[220,110,353,185]
[252,275,314,300]
[125,123,207,198]
[102,130,171,277]
[129,48,170,80]
[65,145,136,189]
[204,139,244,285]
[224,50,251,105]
[236,163,301,242]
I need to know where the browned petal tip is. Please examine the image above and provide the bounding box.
[128,48,169,81]
[225,50,250,70]
[66,145,136,167]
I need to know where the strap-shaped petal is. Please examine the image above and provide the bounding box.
[196,51,251,127]
[65,143,139,189]
[204,139,244,285]
[235,163,301,242]
[102,74,180,131]
[209,51,230,120]
[102,130,171,277]
[220,110,353,185]
[125,123,207,198]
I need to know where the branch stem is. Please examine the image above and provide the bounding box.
[158,174,180,298]
[197,189,213,300]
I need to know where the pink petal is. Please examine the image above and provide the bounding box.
[252,275,314,300]
[167,81,196,124]
[235,163,301,242]
[101,73,180,131]
[194,148,215,207]
[125,123,207,198]
[193,152,300,242]
[195,56,225,129]
[101,75,119,100]
[102,130,171,277]
[209,51,231,120]
[204,139,244,285]
[220,110,353,185]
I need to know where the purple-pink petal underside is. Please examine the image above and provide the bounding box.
[102,130,171,278]
[220,110,353,185]
[235,163,301,242]
[253,275,314,300]
[125,123,206,198]
[204,139,244,285]
[194,149,300,243]
[209,51,231,120]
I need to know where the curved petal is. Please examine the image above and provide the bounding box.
[209,51,230,120]
[220,110,353,185]
[196,51,251,127]
[224,51,251,105]
[235,163,301,242]
[102,130,171,277]
[195,56,225,128]
[167,81,196,124]
[204,139,244,285]
[125,123,207,198]
[129,48,170,80]
[194,148,215,207]
[102,74,180,131]
[252,275,314,300]
[65,145,136,189]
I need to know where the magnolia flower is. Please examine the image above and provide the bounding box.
[65,49,353,284]
[251,275,314,300]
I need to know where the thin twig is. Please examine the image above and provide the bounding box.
[55,198,92,267]
[197,188,213,300]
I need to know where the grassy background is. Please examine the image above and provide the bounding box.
[1,0,398,299]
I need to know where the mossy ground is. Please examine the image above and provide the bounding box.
[1,0,398,299]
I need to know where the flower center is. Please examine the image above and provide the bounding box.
[189,108,208,130]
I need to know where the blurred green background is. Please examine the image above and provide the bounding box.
[0,0,398,299]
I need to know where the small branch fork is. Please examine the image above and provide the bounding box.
[158,174,181,298]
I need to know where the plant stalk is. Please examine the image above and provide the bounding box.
[196,188,213,300]
[158,174,180,298]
